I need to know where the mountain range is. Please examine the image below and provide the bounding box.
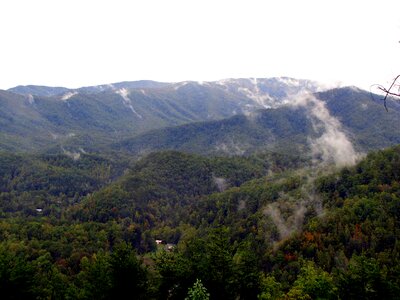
[1,77,400,299]
[1,77,399,157]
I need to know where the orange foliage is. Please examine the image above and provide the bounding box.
[353,224,362,241]
[304,231,315,242]
[284,253,297,261]
[378,184,391,192]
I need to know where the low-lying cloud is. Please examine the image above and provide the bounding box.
[292,93,361,167]
[264,92,362,244]
[264,201,307,240]
[213,176,228,192]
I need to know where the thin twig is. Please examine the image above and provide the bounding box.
[377,75,400,111]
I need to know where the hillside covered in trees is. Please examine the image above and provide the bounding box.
[1,78,400,299]
[0,145,399,299]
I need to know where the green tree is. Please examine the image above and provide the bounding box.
[338,254,390,299]
[285,261,338,300]
[258,274,283,300]
[0,247,35,299]
[77,253,113,300]
[185,279,210,300]
[109,242,149,299]
[30,253,69,299]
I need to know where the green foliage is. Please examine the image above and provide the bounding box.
[0,245,35,299]
[0,140,400,298]
[185,279,210,300]
[77,253,113,300]
[337,254,394,299]
[154,227,263,299]
[0,152,124,217]
[109,242,149,298]
[114,107,313,157]
[285,261,338,300]
[258,274,283,300]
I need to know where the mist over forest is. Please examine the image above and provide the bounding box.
[1,77,400,299]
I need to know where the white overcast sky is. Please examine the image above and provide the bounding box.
[0,0,399,90]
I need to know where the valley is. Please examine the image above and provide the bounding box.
[0,78,399,299]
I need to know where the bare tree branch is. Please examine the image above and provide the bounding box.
[373,75,400,111]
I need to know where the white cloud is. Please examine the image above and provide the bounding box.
[61,92,77,101]
[213,176,228,192]
[292,94,361,166]
[27,94,34,104]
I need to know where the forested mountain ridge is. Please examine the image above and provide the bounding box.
[8,80,170,97]
[2,78,400,156]
[0,78,323,152]
[115,87,400,156]
[0,144,399,298]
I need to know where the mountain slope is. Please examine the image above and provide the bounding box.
[319,87,400,149]
[114,87,400,157]
[0,151,126,216]
[0,140,400,298]
[0,77,322,152]
[0,90,56,151]
[114,106,313,156]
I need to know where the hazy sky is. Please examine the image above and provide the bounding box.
[1,0,399,90]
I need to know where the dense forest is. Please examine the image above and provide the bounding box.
[0,144,399,299]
